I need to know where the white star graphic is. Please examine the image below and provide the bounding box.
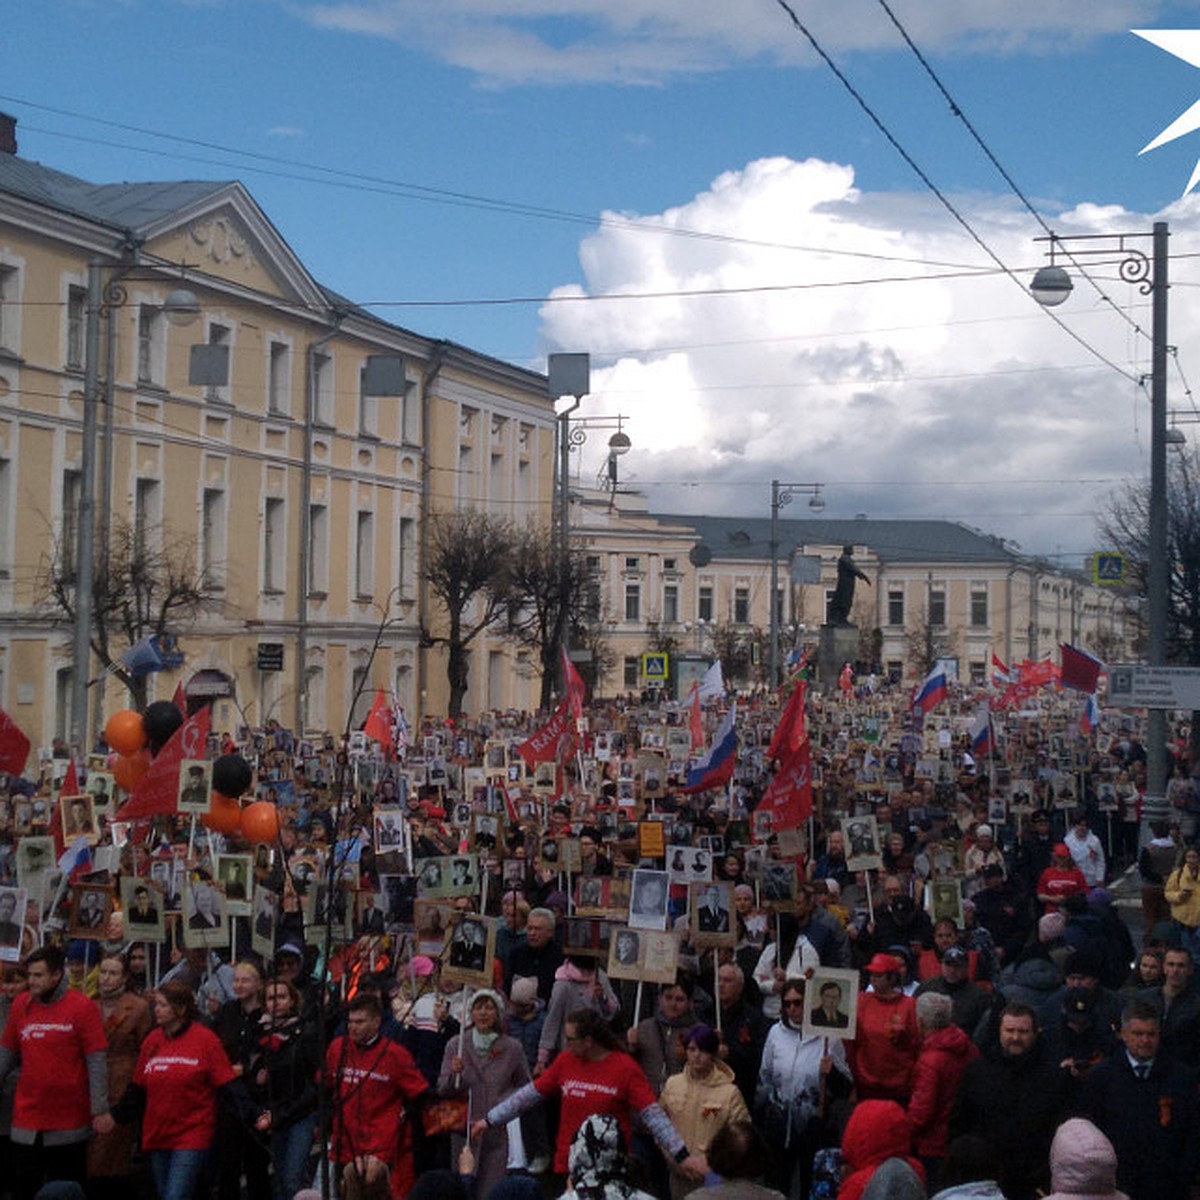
[1134,29,1200,194]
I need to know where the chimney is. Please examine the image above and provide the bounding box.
[0,113,16,156]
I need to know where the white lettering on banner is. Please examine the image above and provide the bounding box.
[22,1023,76,1039]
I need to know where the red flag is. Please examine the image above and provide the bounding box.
[0,706,31,776]
[756,738,813,832]
[1060,643,1104,693]
[516,697,576,768]
[363,689,392,746]
[119,705,211,820]
[689,685,703,751]
[767,681,808,763]
[171,681,187,715]
[561,647,586,720]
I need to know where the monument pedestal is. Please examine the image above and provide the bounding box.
[818,625,861,694]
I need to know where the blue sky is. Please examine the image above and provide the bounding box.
[9,1,1200,561]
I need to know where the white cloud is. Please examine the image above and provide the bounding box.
[536,155,1200,560]
[294,0,1191,85]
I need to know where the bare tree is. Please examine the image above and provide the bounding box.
[40,518,221,708]
[905,604,957,678]
[421,510,515,720]
[1098,447,1200,750]
[504,524,601,710]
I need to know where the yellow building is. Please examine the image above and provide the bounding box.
[570,487,1138,694]
[0,114,555,750]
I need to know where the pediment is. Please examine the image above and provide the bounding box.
[138,183,328,312]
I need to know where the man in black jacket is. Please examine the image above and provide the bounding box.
[949,1002,1069,1200]
[504,906,563,1002]
[1079,999,1200,1200]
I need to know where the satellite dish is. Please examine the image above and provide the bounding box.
[689,542,712,568]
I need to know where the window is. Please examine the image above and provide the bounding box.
[663,558,677,572]
[268,341,290,415]
[134,478,161,554]
[888,589,905,626]
[0,265,18,354]
[355,510,375,598]
[358,364,378,437]
[886,660,903,682]
[206,323,231,404]
[698,585,713,622]
[263,497,285,592]
[929,588,946,627]
[625,556,640,572]
[66,286,86,369]
[61,469,81,575]
[201,488,226,587]
[624,583,640,622]
[663,584,679,624]
[313,351,333,425]
[398,517,415,598]
[970,660,986,685]
[734,586,750,625]
[308,503,328,594]
[624,656,639,688]
[970,587,989,627]
[137,306,162,385]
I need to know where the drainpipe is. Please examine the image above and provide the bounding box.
[415,342,448,725]
[295,314,344,736]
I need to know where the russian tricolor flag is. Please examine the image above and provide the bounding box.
[680,703,738,794]
[970,705,994,757]
[913,665,948,715]
[1080,692,1100,735]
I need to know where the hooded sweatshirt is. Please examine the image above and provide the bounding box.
[907,1024,980,1158]
[1043,1117,1128,1200]
[861,1158,928,1200]
[659,1057,750,1159]
[839,1100,925,1200]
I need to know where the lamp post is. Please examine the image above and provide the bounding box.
[70,263,202,755]
[768,479,824,688]
[1030,222,1169,835]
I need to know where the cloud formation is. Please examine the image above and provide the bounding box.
[536,155,1200,561]
[297,0,1170,86]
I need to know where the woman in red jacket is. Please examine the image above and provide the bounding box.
[838,1099,925,1200]
[849,953,920,1103]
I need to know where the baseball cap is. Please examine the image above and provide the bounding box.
[942,946,968,965]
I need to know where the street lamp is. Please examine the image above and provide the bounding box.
[768,479,824,687]
[1030,223,1170,836]
[70,266,205,754]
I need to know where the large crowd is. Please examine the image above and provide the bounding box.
[0,665,1196,1200]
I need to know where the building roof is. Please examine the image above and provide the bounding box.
[0,152,231,232]
[652,512,1022,567]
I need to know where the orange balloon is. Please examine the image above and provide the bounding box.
[112,749,151,792]
[240,800,280,845]
[202,792,242,835]
[105,709,146,757]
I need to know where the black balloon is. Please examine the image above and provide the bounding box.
[212,754,253,799]
[142,700,184,755]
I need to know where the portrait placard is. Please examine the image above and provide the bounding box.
[689,880,735,948]
[442,914,496,986]
[215,854,254,917]
[930,879,965,927]
[667,846,713,885]
[120,876,166,943]
[373,807,406,853]
[759,861,796,909]
[606,927,680,984]
[68,883,113,941]
[251,884,277,959]
[59,793,98,846]
[417,855,478,899]
[0,886,27,962]
[801,967,859,1041]
[628,868,669,931]
[176,760,213,815]
[183,876,229,948]
[413,900,453,952]
[841,815,882,873]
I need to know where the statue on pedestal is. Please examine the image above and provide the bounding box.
[828,545,870,627]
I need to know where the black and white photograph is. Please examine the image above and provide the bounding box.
[471,813,500,853]
[760,862,796,905]
[183,876,229,948]
[215,854,253,917]
[802,968,859,1041]
[373,807,406,853]
[15,837,54,897]
[576,875,608,914]
[0,886,27,961]
[69,883,113,940]
[87,771,115,811]
[628,868,669,931]
[443,914,495,986]
[119,876,166,943]
[150,859,183,912]
[930,880,965,927]
[380,875,416,927]
[251,884,277,958]
[176,759,213,815]
[689,880,734,947]
[841,815,882,873]
[356,890,386,936]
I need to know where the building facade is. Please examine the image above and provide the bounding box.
[571,488,1138,695]
[0,115,555,749]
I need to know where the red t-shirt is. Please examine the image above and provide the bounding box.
[133,1020,236,1150]
[1037,865,1088,911]
[325,1035,429,1198]
[849,991,920,1102]
[2,988,107,1131]
[534,1049,657,1173]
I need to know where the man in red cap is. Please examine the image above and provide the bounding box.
[1036,844,1089,913]
[849,953,920,1103]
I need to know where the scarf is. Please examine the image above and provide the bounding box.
[472,1027,500,1054]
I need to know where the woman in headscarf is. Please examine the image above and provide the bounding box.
[438,989,530,1197]
[560,1113,657,1200]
